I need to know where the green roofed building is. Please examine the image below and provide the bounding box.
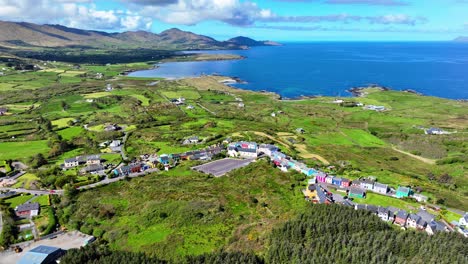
[396,186,411,198]
[18,245,64,264]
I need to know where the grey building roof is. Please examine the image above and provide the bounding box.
[82,164,104,172]
[366,205,378,213]
[396,210,408,219]
[377,207,389,215]
[408,213,421,222]
[349,188,365,196]
[417,210,435,223]
[373,182,388,189]
[355,204,367,210]
[16,202,39,212]
[18,245,63,264]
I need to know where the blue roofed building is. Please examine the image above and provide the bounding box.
[18,245,64,264]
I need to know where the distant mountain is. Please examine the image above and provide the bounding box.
[453,36,468,42]
[226,36,282,47]
[0,21,279,50]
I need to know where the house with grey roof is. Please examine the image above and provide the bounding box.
[372,182,388,194]
[360,179,375,190]
[377,207,392,222]
[416,210,435,224]
[15,202,40,217]
[407,214,424,229]
[426,221,449,235]
[394,210,409,227]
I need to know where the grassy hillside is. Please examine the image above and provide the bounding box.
[63,161,306,260]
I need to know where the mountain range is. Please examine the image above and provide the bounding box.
[0,21,279,50]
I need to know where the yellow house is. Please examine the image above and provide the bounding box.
[305,185,317,200]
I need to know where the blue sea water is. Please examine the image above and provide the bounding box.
[129,42,468,99]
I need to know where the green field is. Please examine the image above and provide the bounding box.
[57,127,84,140]
[3,194,34,208]
[0,141,49,160]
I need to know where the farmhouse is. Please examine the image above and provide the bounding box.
[64,157,81,168]
[15,202,40,217]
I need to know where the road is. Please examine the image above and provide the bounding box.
[0,187,63,195]
[78,168,159,190]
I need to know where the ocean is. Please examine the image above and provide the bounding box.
[129,42,468,99]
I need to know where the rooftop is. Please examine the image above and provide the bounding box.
[16,202,39,212]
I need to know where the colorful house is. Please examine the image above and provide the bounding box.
[396,186,411,198]
[325,176,334,184]
[305,185,317,200]
[332,177,342,186]
[341,178,351,187]
[159,154,170,165]
[394,210,409,227]
[316,172,327,183]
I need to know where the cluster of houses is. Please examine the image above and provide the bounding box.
[227,142,318,177]
[112,144,226,176]
[304,182,451,235]
[63,154,105,174]
[313,172,420,201]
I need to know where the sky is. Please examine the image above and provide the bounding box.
[0,0,467,41]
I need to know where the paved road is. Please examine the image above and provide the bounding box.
[78,168,159,190]
[0,188,63,195]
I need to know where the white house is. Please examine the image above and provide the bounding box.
[258,144,279,157]
[64,157,80,168]
[460,213,468,227]
[228,142,258,158]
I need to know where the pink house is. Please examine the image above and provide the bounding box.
[316,172,327,183]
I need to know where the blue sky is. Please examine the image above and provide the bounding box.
[0,0,467,41]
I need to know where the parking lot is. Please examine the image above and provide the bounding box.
[192,158,254,177]
[0,231,92,264]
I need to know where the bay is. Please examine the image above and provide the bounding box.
[129,42,468,99]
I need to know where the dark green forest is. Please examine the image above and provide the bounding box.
[61,204,467,264]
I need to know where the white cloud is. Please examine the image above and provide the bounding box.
[0,0,152,31]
